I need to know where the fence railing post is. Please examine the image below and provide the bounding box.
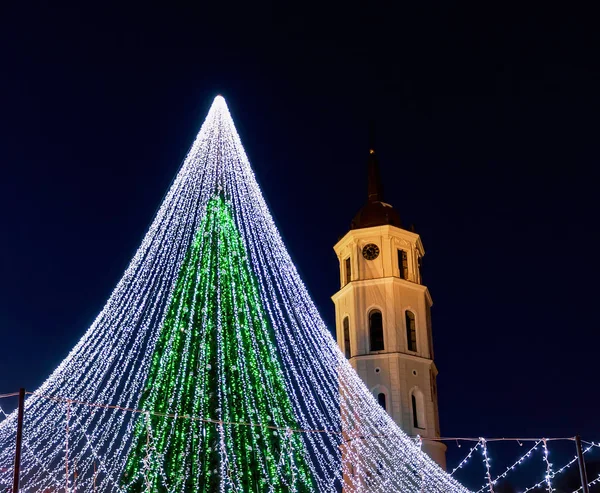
[12,388,25,493]
[576,435,589,493]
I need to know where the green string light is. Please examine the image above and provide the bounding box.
[122,195,315,492]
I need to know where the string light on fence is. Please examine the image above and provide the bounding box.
[451,440,481,476]
[522,441,595,493]
[481,438,495,493]
[571,472,600,493]
[542,439,554,493]
[581,440,600,449]
[476,441,540,493]
[1,392,596,493]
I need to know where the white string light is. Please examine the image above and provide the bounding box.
[581,440,600,448]
[476,441,540,493]
[452,440,481,476]
[571,472,600,493]
[542,439,554,493]
[523,442,596,493]
[2,390,596,493]
[480,438,495,493]
[4,392,594,492]
[0,96,469,492]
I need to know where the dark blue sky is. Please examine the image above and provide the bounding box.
[1,2,598,486]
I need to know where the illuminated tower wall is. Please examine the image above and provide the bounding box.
[332,150,447,472]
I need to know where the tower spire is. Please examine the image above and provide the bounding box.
[367,148,384,203]
[367,120,383,202]
[349,130,401,230]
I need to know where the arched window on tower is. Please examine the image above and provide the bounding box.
[411,389,426,430]
[405,310,417,352]
[369,310,384,351]
[343,317,351,359]
[411,393,419,428]
[377,392,386,411]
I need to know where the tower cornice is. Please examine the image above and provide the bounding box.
[334,224,425,258]
[331,276,433,306]
[346,351,438,371]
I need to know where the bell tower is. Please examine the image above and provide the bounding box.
[332,149,447,469]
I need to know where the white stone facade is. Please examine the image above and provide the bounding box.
[332,224,447,469]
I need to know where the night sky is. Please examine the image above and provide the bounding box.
[1,2,598,487]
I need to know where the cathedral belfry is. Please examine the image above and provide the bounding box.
[332,149,447,469]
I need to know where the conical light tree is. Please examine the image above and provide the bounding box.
[121,195,314,492]
[0,96,470,492]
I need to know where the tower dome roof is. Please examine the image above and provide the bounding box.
[350,149,401,230]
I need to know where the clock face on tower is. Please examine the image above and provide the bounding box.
[362,243,380,261]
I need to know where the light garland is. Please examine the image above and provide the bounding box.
[0,96,469,492]
[480,438,495,493]
[542,439,554,493]
[522,441,596,493]
[572,472,600,493]
[476,441,540,493]
[452,441,481,476]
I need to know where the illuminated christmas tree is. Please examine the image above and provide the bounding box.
[0,96,469,492]
[122,196,314,491]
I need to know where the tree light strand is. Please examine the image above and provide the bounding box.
[0,96,469,492]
